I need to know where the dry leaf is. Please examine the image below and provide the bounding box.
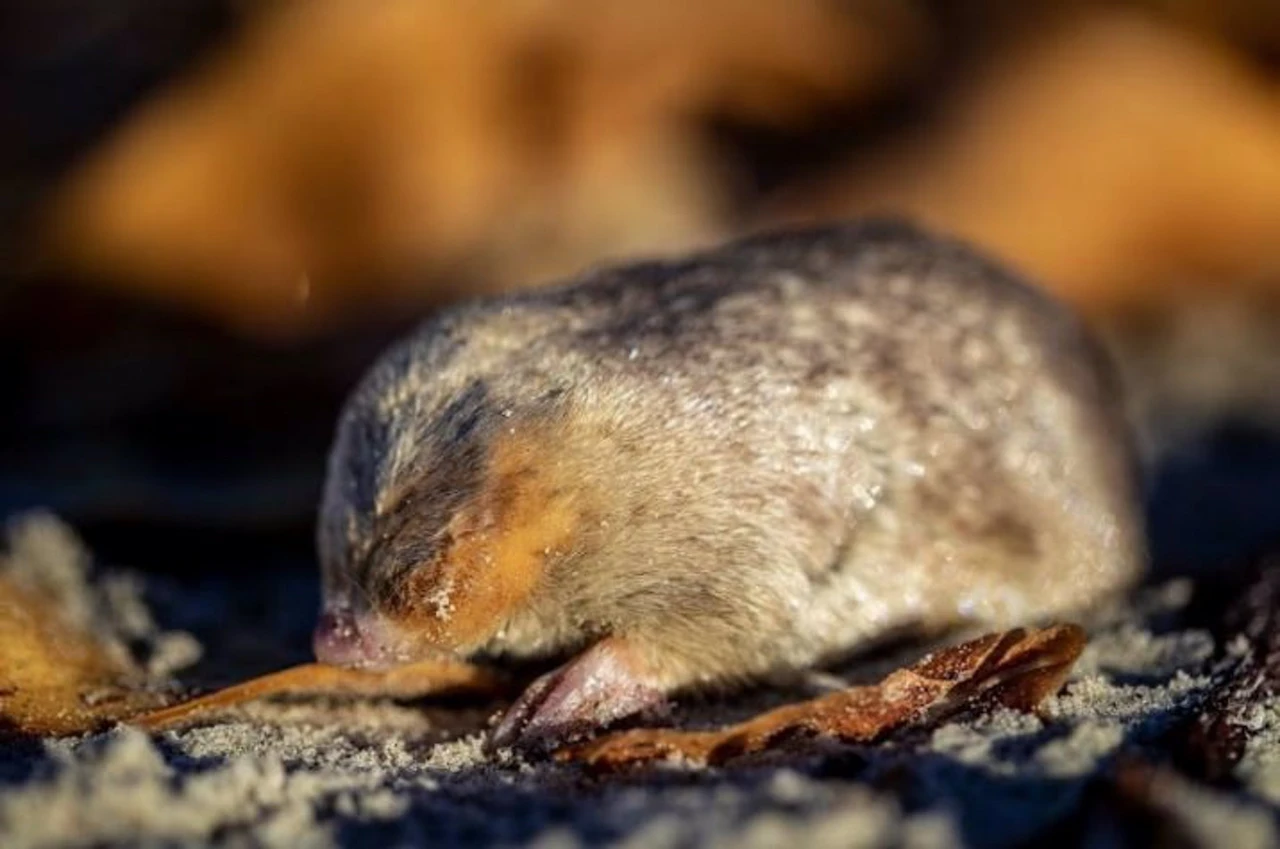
[0,572,168,736]
[560,624,1085,771]
[1173,551,1280,784]
[131,658,507,732]
[0,515,181,736]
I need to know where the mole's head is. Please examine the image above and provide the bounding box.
[313,376,585,669]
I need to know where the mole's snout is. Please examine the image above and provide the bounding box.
[313,608,389,668]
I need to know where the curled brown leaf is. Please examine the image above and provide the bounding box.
[559,624,1085,771]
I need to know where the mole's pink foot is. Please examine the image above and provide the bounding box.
[487,639,669,754]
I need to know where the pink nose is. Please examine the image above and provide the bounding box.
[312,608,378,667]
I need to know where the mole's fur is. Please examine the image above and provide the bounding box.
[314,220,1145,749]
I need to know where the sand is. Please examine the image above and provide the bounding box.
[0,514,1276,849]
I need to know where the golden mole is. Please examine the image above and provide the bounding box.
[312,220,1145,751]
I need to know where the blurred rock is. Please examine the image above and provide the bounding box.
[36,0,928,336]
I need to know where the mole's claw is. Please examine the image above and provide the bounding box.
[486,639,668,756]
[487,667,564,752]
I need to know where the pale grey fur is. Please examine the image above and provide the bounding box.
[318,220,1145,691]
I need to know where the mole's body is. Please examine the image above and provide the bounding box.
[313,221,1145,749]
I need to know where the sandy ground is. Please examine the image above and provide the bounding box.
[0,515,1277,849]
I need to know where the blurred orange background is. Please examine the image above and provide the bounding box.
[3,0,1279,572]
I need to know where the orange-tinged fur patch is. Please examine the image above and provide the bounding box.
[395,430,579,652]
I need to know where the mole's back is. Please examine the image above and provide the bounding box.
[321,220,1145,682]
